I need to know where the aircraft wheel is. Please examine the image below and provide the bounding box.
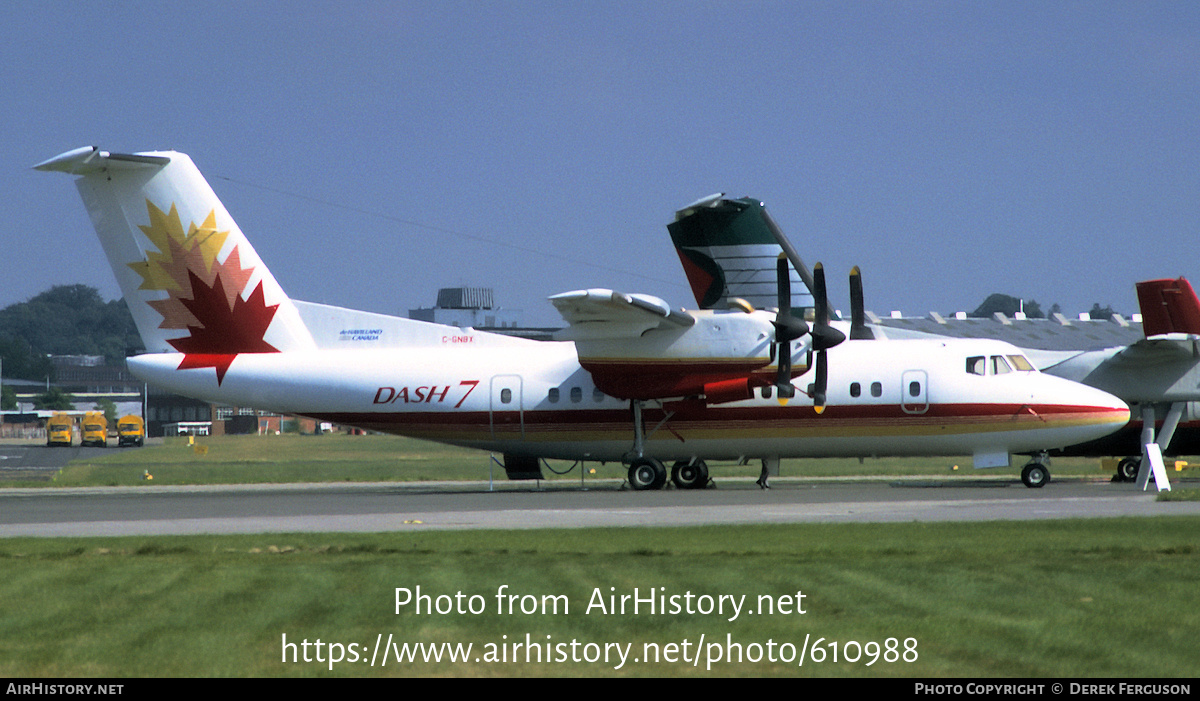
[629,457,667,491]
[671,460,709,490]
[1116,457,1141,483]
[1021,462,1049,489]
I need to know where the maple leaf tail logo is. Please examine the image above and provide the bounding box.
[130,200,282,385]
[169,273,280,384]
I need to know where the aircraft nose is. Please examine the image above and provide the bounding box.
[1052,380,1131,438]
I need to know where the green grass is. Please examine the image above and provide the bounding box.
[4,435,1197,676]
[14,433,1161,488]
[0,518,1196,677]
[1159,488,1200,501]
[41,434,499,487]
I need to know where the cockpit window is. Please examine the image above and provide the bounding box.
[991,355,1012,375]
[966,356,986,376]
[1007,354,1035,371]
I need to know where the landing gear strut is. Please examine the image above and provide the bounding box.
[621,399,712,491]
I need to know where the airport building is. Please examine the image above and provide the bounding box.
[408,287,557,340]
[867,310,1145,351]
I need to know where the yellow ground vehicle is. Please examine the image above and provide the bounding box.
[46,413,74,447]
[81,411,108,448]
[117,415,145,447]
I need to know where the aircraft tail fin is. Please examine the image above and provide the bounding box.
[1135,277,1200,336]
[667,195,815,312]
[35,147,315,376]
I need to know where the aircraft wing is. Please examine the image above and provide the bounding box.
[550,289,696,341]
[1039,277,1200,402]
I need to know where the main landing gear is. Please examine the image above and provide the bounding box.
[624,401,710,490]
[626,457,710,490]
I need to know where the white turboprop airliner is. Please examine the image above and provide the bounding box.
[35,147,1131,490]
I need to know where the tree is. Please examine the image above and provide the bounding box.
[0,335,53,382]
[1,385,15,411]
[0,285,141,381]
[33,387,75,411]
[1088,303,1118,320]
[94,397,118,425]
[970,294,1045,319]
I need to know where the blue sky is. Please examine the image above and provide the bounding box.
[4,1,1198,327]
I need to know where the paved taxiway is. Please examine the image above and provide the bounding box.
[1,478,1197,537]
[0,443,121,481]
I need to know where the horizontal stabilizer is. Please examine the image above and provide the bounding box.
[33,146,171,174]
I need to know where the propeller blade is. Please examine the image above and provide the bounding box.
[777,253,790,314]
[810,262,846,352]
[773,253,806,403]
[809,262,844,413]
[776,345,795,403]
[772,254,809,342]
[813,262,829,326]
[849,266,875,340]
[813,350,828,413]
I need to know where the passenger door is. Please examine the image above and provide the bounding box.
[489,375,524,440]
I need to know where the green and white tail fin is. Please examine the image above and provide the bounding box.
[35,147,316,366]
[668,194,816,313]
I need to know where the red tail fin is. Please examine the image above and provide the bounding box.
[1136,277,1200,336]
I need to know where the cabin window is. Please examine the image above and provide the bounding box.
[1008,354,1034,371]
[991,355,1012,375]
[570,387,583,403]
[548,388,560,403]
[500,388,512,404]
[593,388,605,402]
[850,382,861,398]
[966,356,986,375]
[909,381,921,397]
[870,382,882,397]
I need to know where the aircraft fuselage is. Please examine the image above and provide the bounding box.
[127,334,1129,465]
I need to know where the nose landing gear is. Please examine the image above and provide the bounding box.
[1020,460,1050,488]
